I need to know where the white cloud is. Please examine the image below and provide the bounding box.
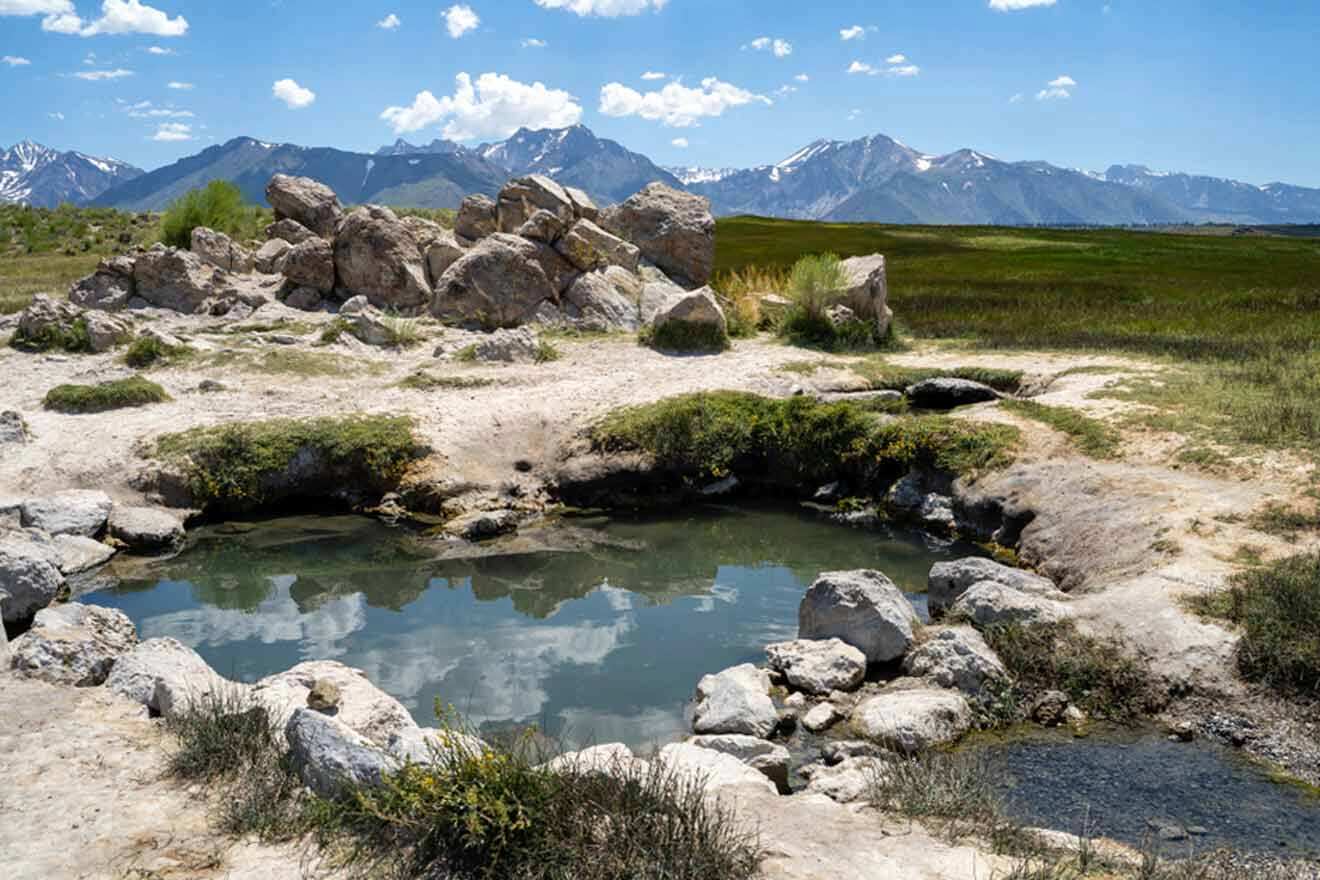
[774,84,797,97]
[599,76,770,128]
[166,79,191,89]
[671,137,688,148]
[0,0,72,12]
[521,37,547,47]
[70,67,132,79]
[61,0,190,37]
[533,0,667,17]
[2,55,30,66]
[444,4,478,38]
[886,53,907,64]
[794,73,809,82]
[1009,92,1024,104]
[889,63,920,77]
[1037,74,1076,100]
[48,111,64,119]
[151,121,191,141]
[846,108,862,121]
[641,70,666,80]
[377,12,400,29]
[747,36,792,57]
[990,0,1056,8]
[840,25,865,40]
[848,60,877,76]
[125,100,192,118]
[1048,75,1077,87]
[272,78,316,109]
[145,44,173,54]
[381,71,583,140]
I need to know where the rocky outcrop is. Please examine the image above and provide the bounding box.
[254,238,291,274]
[687,734,791,792]
[281,237,335,293]
[69,256,135,311]
[799,570,919,664]
[286,707,393,799]
[432,233,560,327]
[852,688,973,753]
[948,581,1072,626]
[106,506,185,554]
[423,229,465,283]
[52,534,115,574]
[107,636,232,717]
[904,378,1000,410]
[266,174,343,238]
[334,206,431,311]
[0,530,64,622]
[252,660,416,748]
[655,742,777,795]
[133,245,271,314]
[496,175,576,234]
[765,638,867,695]
[266,218,318,246]
[456,193,497,241]
[600,183,715,287]
[83,311,134,353]
[21,490,113,538]
[927,557,1062,617]
[648,287,728,348]
[563,270,641,331]
[9,603,137,686]
[902,627,1008,695]
[191,227,254,274]
[463,327,541,364]
[839,254,893,336]
[691,663,778,738]
[555,219,641,273]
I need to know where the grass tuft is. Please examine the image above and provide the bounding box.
[397,371,494,391]
[123,335,192,369]
[43,375,170,413]
[850,360,1025,394]
[9,316,91,353]
[534,339,562,363]
[1000,399,1122,458]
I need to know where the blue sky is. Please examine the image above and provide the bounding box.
[2,0,1318,187]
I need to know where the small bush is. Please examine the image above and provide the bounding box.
[639,320,731,354]
[319,318,350,345]
[1188,552,1320,695]
[398,371,494,391]
[123,335,192,368]
[1000,399,1122,459]
[159,180,261,249]
[10,317,91,353]
[534,339,562,363]
[787,252,848,321]
[380,315,422,348]
[44,376,170,413]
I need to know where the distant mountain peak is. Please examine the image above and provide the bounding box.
[1,142,142,207]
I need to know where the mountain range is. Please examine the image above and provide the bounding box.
[5,128,1320,226]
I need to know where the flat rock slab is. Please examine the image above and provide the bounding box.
[107,505,185,553]
[21,490,113,538]
[852,688,974,753]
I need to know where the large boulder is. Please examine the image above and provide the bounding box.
[838,254,893,336]
[21,490,113,538]
[948,581,1072,627]
[496,175,576,234]
[266,218,319,246]
[600,183,715,287]
[266,174,343,238]
[15,294,83,347]
[902,627,1008,695]
[799,570,919,664]
[563,186,598,221]
[107,506,185,554]
[555,219,641,274]
[852,688,974,753]
[286,707,394,799]
[83,311,133,353]
[688,734,791,792]
[465,327,539,363]
[928,557,1063,617]
[765,638,867,696]
[253,238,292,274]
[691,663,778,738]
[563,270,641,331]
[191,227,254,274]
[334,206,431,311]
[904,378,1000,410]
[107,636,232,717]
[648,287,728,350]
[133,245,270,314]
[282,237,335,293]
[424,229,466,284]
[431,233,560,327]
[69,256,136,311]
[9,603,137,686]
[252,660,416,747]
[0,531,64,622]
[656,742,777,795]
[516,209,568,244]
[455,193,497,241]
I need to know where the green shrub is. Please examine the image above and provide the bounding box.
[123,334,192,368]
[787,252,847,321]
[9,317,91,353]
[43,376,170,413]
[639,320,731,354]
[534,339,562,363]
[159,180,261,249]
[153,414,422,512]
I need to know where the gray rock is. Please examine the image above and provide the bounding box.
[564,186,598,221]
[852,688,973,753]
[252,660,415,747]
[133,245,270,314]
[555,219,641,274]
[650,286,728,346]
[496,175,576,233]
[447,509,518,541]
[516,208,567,244]
[107,506,185,553]
[1031,690,1072,727]
[467,327,539,363]
[334,205,431,311]
[108,636,233,717]
[282,237,335,294]
[928,557,1062,617]
[9,603,137,686]
[424,229,466,283]
[1,411,29,446]
[600,183,715,287]
[655,742,777,795]
[286,707,393,798]
[886,471,956,530]
[82,311,133,353]
[802,702,844,733]
[0,530,64,622]
[640,275,684,324]
[388,726,488,765]
[432,234,559,326]
[69,256,136,311]
[688,734,791,792]
[21,489,113,537]
[692,663,778,738]
[254,238,292,274]
[821,740,886,766]
[52,534,115,574]
[799,570,919,664]
[543,743,647,779]
[904,377,1000,410]
[15,294,86,348]
[191,227,254,274]
[948,581,1072,626]
[902,627,1008,695]
[563,270,640,331]
[805,756,888,803]
[455,193,497,241]
[283,286,322,311]
[838,254,893,337]
[266,174,343,238]
[764,638,867,696]
[265,218,319,246]
[339,295,370,316]
[347,307,402,347]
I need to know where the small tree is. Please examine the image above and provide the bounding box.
[159,180,252,249]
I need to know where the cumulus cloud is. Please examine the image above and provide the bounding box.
[886,53,907,64]
[166,79,191,89]
[847,60,877,75]
[2,54,31,65]
[0,0,72,12]
[70,67,133,79]
[794,73,809,82]
[670,137,688,148]
[125,99,191,118]
[851,57,920,77]
[599,76,770,128]
[443,4,478,38]
[533,0,667,17]
[1009,92,1024,104]
[1037,74,1076,100]
[889,63,920,77]
[774,84,797,97]
[747,36,792,58]
[145,44,172,54]
[521,37,547,47]
[35,0,189,37]
[846,108,862,121]
[840,25,865,40]
[272,78,315,109]
[151,121,191,141]
[990,0,1056,8]
[377,12,400,29]
[381,71,583,140]
[48,111,64,119]
[641,70,666,80]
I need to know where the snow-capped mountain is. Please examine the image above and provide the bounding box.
[665,166,742,185]
[1103,164,1320,224]
[375,138,465,157]
[0,141,143,208]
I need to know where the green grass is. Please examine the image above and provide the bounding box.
[153,414,423,513]
[1000,399,1122,459]
[534,339,562,363]
[159,180,270,249]
[1187,552,1320,696]
[200,348,384,378]
[849,359,1025,393]
[43,376,170,413]
[398,370,495,391]
[123,335,193,368]
[591,391,1018,491]
[9,315,91,353]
